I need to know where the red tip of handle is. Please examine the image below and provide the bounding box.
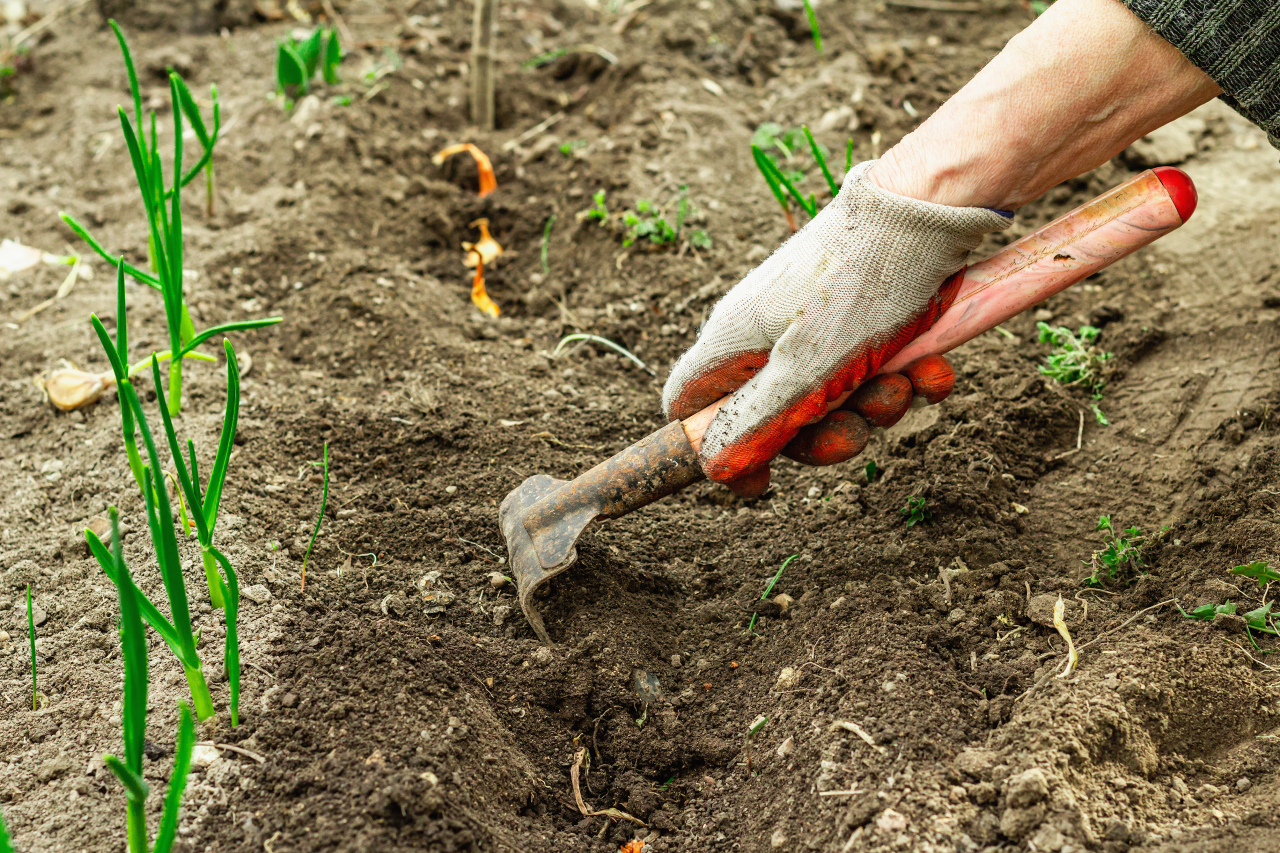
[1153,166,1197,223]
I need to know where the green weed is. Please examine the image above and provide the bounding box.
[900,496,930,527]
[559,139,587,158]
[1036,322,1112,424]
[1230,560,1280,587]
[581,190,609,223]
[0,807,11,853]
[621,187,709,249]
[865,461,880,484]
[1083,515,1151,587]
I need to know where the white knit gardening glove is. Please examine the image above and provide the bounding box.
[663,160,1012,495]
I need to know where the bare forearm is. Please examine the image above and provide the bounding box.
[871,0,1221,210]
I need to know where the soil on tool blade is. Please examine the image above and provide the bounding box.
[3,1,1280,852]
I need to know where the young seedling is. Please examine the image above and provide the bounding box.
[1083,515,1149,587]
[864,460,880,484]
[26,584,36,711]
[747,553,798,635]
[540,215,556,277]
[96,508,196,853]
[63,23,281,416]
[620,187,710,249]
[0,808,11,853]
[559,139,587,158]
[301,442,330,593]
[802,0,822,53]
[1178,598,1280,649]
[276,27,343,104]
[86,404,214,719]
[580,190,609,223]
[900,496,930,527]
[1037,322,1112,425]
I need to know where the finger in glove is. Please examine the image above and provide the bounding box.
[781,410,871,467]
[902,354,955,404]
[844,373,914,428]
[724,464,771,499]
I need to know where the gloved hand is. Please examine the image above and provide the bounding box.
[663,161,1012,495]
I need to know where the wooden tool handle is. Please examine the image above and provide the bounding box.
[680,167,1195,452]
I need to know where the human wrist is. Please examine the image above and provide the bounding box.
[865,0,1219,213]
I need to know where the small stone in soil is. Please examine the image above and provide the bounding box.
[445,485,458,494]
[18,597,47,627]
[242,584,272,605]
[776,736,794,758]
[492,604,511,625]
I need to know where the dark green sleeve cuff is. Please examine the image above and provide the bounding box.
[1120,0,1280,149]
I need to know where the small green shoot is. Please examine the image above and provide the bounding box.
[26,584,36,711]
[619,187,709,249]
[751,124,848,231]
[900,496,930,527]
[1083,515,1150,587]
[1036,322,1112,425]
[540,215,555,277]
[801,0,822,53]
[865,460,879,484]
[580,190,609,223]
[1030,1,1050,13]
[98,508,196,853]
[276,27,343,103]
[559,139,588,158]
[301,442,330,594]
[0,808,12,853]
[746,553,798,635]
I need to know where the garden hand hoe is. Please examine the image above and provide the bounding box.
[501,168,1198,642]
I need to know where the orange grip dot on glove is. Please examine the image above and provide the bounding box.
[845,373,913,428]
[902,354,955,405]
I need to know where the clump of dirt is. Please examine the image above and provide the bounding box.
[4,1,1280,852]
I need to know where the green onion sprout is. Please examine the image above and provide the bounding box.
[97,508,196,853]
[301,441,330,593]
[61,22,281,416]
[26,583,36,710]
[802,0,822,53]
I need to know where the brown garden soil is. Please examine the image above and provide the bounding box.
[4,0,1280,851]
